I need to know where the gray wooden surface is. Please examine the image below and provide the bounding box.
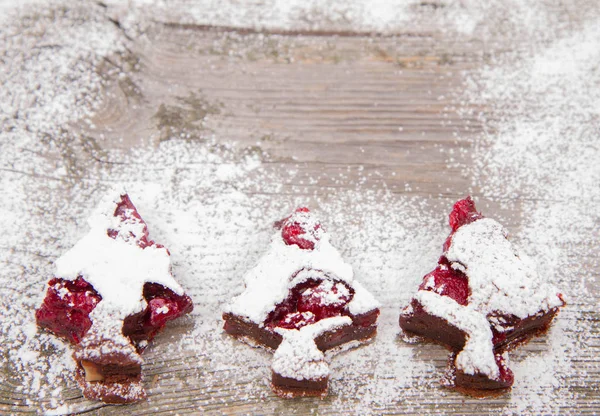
[1,2,599,415]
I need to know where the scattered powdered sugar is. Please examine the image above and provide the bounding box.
[467,21,600,203]
[102,0,572,42]
[104,0,415,34]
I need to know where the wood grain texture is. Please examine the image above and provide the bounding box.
[91,25,481,198]
[2,7,599,415]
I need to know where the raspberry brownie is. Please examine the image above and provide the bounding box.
[223,208,380,397]
[36,190,193,403]
[399,197,565,395]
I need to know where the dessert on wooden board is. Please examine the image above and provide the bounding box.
[34,194,566,402]
[223,207,380,397]
[36,190,193,403]
[399,197,565,395]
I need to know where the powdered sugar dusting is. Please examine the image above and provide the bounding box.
[272,316,352,381]
[225,222,379,324]
[310,281,350,307]
[347,280,381,316]
[102,0,569,41]
[447,218,563,320]
[458,3,600,414]
[273,335,328,382]
[74,321,140,363]
[55,190,184,318]
[416,290,498,378]
[104,0,414,34]
[0,0,597,414]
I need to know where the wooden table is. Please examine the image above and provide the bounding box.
[1,2,598,414]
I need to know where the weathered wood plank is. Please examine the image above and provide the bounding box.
[2,7,598,414]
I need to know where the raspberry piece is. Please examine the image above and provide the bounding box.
[297,280,353,320]
[35,277,102,344]
[444,197,484,251]
[495,354,514,385]
[265,298,297,327]
[36,278,193,348]
[448,196,483,232]
[277,311,317,330]
[279,208,323,250]
[122,283,193,349]
[419,258,469,306]
[265,278,354,329]
[107,194,153,248]
[264,279,317,328]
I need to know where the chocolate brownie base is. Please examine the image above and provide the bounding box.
[74,369,145,404]
[492,308,561,352]
[223,309,379,352]
[73,339,144,403]
[271,371,328,398]
[453,370,512,393]
[223,312,283,349]
[400,299,562,394]
[314,317,378,351]
[74,359,144,404]
[399,299,467,350]
[400,300,561,354]
[76,359,141,379]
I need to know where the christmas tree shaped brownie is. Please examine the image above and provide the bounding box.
[399,197,565,394]
[36,190,193,403]
[223,208,380,397]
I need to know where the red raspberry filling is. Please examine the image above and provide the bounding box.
[276,311,317,330]
[444,196,484,252]
[278,207,323,250]
[495,353,514,385]
[35,277,102,344]
[36,278,192,348]
[265,279,354,330]
[297,280,353,320]
[107,194,166,250]
[123,283,193,349]
[420,257,469,306]
[449,196,483,232]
